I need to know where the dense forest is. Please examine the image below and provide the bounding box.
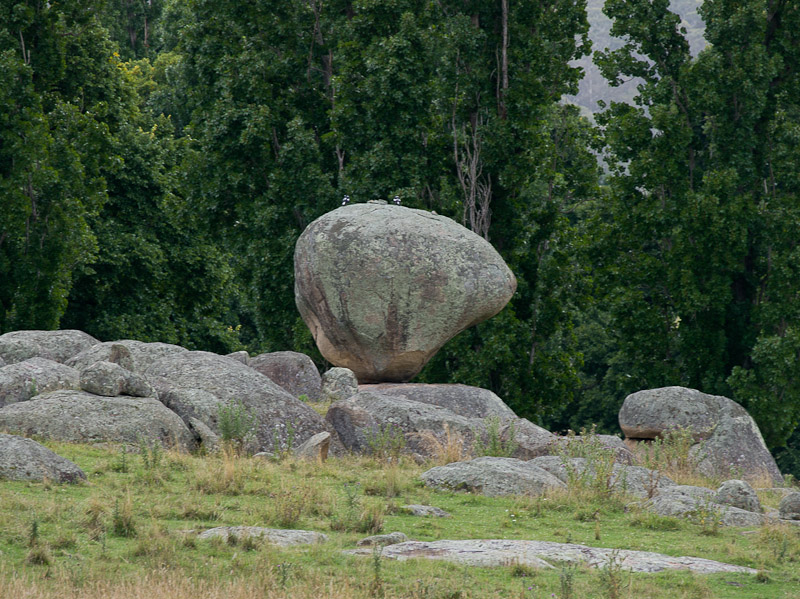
[2,0,799,476]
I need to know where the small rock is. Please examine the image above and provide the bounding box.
[401,505,451,518]
[293,431,331,462]
[226,351,250,365]
[196,526,327,546]
[0,357,80,407]
[0,433,86,483]
[779,492,800,520]
[321,367,359,402]
[715,480,761,513]
[357,532,409,547]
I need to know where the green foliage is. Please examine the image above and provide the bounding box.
[217,400,257,455]
[473,416,517,458]
[365,424,406,461]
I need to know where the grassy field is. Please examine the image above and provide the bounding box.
[1,431,799,599]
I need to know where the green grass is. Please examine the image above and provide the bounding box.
[0,440,799,599]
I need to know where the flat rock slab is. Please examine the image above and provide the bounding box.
[401,505,452,517]
[0,330,98,365]
[421,457,566,497]
[67,340,188,374]
[196,526,327,547]
[0,433,86,483]
[346,539,757,574]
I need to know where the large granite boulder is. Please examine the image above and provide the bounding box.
[619,387,782,484]
[359,383,517,420]
[294,204,516,382]
[67,340,188,374]
[645,485,765,527]
[0,330,98,365]
[144,351,331,452]
[0,390,195,449]
[421,456,566,497]
[80,361,155,398]
[249,351,321,400]
[715,479,761,513]
[0,433,86,483]
[779,492,800,520]
[0,357,80,407]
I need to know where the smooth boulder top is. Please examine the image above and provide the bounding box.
[0,433,86,483]
[249,350,322,400]
[0,330,99,365]
[0,390,196,449]
[359,383,517,420]
[294,204,516,383]
[67,340,188,374]
[0,357,80,407]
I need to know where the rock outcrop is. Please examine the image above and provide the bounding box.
[619,386,782,483]
[0,357,80,407]
[0,330,98,365]
[0,433,86,483]
[294,204,516,382]
[420,456,566,496]
[249,351,322,400]
[67,340,188,374]
[145,351,331,452]
[0,390,195,449]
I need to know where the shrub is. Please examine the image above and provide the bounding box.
[365,423,406,461]
[217,400,258,455]
[474,416,516,457]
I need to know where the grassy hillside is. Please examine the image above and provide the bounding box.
[1,426,799,599]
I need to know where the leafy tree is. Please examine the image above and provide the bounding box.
[593,0,800,462]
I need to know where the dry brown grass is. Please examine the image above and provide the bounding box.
[418,424,472,466]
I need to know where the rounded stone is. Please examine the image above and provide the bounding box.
[294,204,516,383]
[779,492,800,520]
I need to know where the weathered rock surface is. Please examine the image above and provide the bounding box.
[0,433,86,483]
[321,367,358,402]
[779,492,800,520]
[326,390,485,456]
[715,479,761,513]
[421,457,565,497]
[499,418,556,460]
[360,383,517,420]
[144,351,331,452]
[619,387,782,483]
[196,526,327,546]
[645,485,765,527]
[79,361,155,398]
[295,204,516,382]
[401,505,451,518]
[0,330,98,365]
[67,340,188,374]
[250,351,321,400]
[345,539,757,573]
[0,390,195,449]
[226,351,250,365]
[294,431,331,461]
[357,532,409,547]
[0,357,80,406]
[529,456,676,498]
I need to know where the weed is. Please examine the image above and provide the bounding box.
[365,423,406,461]
[271,420,297,460]
[84,496,107,540]
[138,436,163,470]
[627,509,682,531]
[474,416,516,457]
[111,495,136,538]
[28,516,39,547]
[112,447,129,473]
[420,424,472,465]
[688,496,724,536]
[556,426,617,496]
[217,399,258,455]
[598,549,629,599]
[559,564,576,599]
[370,546,385,599]
[25,544,52,566]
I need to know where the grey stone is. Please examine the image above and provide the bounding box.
[79,361,155,398]
[359,383,516,420]
[779,492,800,520]
[293,431,331,461]
[0,433,86,483]
[144,351,332,452]
[401,505,451,517]
[500,418,556,460]
[548,434,634,465]
[0,390,195,449]
[294,204,516,383]
[0,357,80,407]
[357,532,409,547]
[188,417,220,453]
[421,456,566,497]
[715,480,761,513]
[619,386,782,484]
[344,539,757,574]
[646,485,765,527]
[326,390,484,456]
[250,351,321,401]
[226,351,250,365]
[0,330,99,365]
[196,526,327,546]
[321,367,358,402]
[67,340,188,374]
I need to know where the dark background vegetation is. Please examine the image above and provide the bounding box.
[2,0,799,476]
